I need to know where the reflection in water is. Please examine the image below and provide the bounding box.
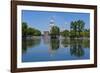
[50,38,60,50]
[70,39,84,57]
[22,36,90,62]
[82,39,90,48]
[22,37,41,53]
[61,38,69,47]
[48,38,60,56]
[22,39,27,52]
[42,35,50,45]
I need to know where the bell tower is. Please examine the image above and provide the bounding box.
[49,17,55,31]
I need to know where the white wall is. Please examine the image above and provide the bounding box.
[0,0,99,73]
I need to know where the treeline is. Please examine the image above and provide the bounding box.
[60,29,90,38]
[22,20,90,38]
[70,20,89,37]
[50,20,90,38]
[22,22,41,37]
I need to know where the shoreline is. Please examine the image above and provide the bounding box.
[23,35,90,40]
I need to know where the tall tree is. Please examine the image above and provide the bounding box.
[50,26,60,38]
[22,22,28,37]
[70,20,85,37]
[70,21,78,37]
[27,27,35,36]
[77,20,85,37]
[60,30,69,37]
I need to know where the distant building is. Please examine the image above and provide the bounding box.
[43,31,50,45]
[43,31,49,36]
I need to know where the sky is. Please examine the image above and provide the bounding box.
[22,10,90,33]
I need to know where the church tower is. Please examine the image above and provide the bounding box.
[49,17,55,32]
[50,19,55,27]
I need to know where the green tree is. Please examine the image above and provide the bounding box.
[27,27,35,36]
[77,20,85,37]
[60,30,69,37]
[27,27,41,36]
[22,22,28,37]
[22,22,41,37]
[50,26,60,38]
[83,29,90,37]
[70,20,85,37]
[34,29,41,36]
[70,21,78,37]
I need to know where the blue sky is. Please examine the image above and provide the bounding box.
[22,10,90,33]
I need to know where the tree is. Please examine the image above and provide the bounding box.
[70,21,78,37]
[27,27,41,36]
[50,26,60,38]
[70,20,85,37]
[60,30,69,37]
[22,22,28,37]
[27,27,35,36]
[77,20,85,37]
[34,29,41,36]
[83,29,90,37]
[22,22,41,38]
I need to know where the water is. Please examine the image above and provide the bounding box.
[22,36,90,62]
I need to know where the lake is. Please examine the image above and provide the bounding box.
[22,36,90,62]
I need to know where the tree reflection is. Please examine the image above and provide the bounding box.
[22,37,41,53]
[22,35,90,58]
[61,38,69,47]
[70,38,84,57]
[48,37,60,56]
[50,38,60,51]
[22,38,27,53]
[82,39,90,48]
